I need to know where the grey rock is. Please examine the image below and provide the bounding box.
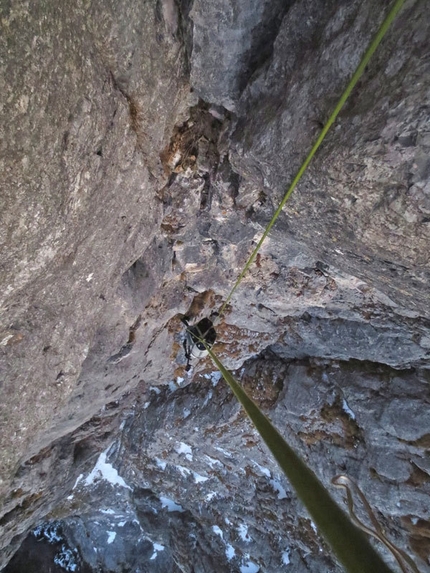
[1,0,430,572]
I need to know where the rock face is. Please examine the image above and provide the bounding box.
[1,0,429,571]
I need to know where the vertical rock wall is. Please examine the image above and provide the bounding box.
[1,0,429,571]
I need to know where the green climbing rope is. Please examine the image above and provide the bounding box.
[218,0,406,318]
[208,347,396,573]
[203,2,412,572]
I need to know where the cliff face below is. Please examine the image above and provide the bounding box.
[1,0,429,571]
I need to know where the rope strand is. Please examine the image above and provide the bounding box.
[218,0,406,318]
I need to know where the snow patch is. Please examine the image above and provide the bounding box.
[192,471,209,483]
[203,390,213,406]
[204,454,223,468]
[100,509,115,515]
[72,474,83,490]
[270,479,287,500]
[310,520,318,534]
[212,525,224,540]
[282,548,291,565]
[160,496,184,513]
[155,458,167,470]
[150,543,165,560]
[183,408,191,418]
[176,442,193,458]
[54,547,78,572]
[205,492,217,502]
[84,449,131,490]
[150,386,161,394]
[107,531,116,544]
[215,446,232,458]
[168,380,178,392]
[175,464,191,478]
[238,523,251,543]
[342,398,356,420]
[254,462,271,478]
[226,544,235,561]
[33,523,63,543]
[240,559,260,573]
[204,371,222,386]
[33,524,78,572]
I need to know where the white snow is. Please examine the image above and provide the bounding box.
[192,471,209,483]
[176,442,193,458]
[205,492,217,502]
[107,531,116,544]
[204,454,223,468]
[150,543,165,560]
[226,544,236,561]
[270,479,287,500]
[155,458,167,470]
[84,449,131,490]
[168,380,178,392]
[411,517,419,525]
[183,408,191,418]
[240,559,260,573]
[238,523,251,543]
[342,398,356,420]
[72,474,83,490]
[254,462,271,478]
[177,377,184,385]
[282,548,291,565]
[143,401,151,409]
[310,520,318,534]
[118,521,126,527]
[204,371,222,386]
[215,446,232,458]
[100,509,115,515]
[33,523,62,543]
[160,496,184,513]
[150,386,161,394]
[175,464,191,478]
[212,525,224,540]
[54,547,78,572]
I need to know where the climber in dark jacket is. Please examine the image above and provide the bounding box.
[181,314,217,371]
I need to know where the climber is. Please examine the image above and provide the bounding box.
[181,313,218,371]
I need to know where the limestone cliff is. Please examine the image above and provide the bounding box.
[1,0,429,571]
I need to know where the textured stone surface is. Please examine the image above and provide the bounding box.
[230,0,430,315]
[0,0,189,492]
[1,0,430,571]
